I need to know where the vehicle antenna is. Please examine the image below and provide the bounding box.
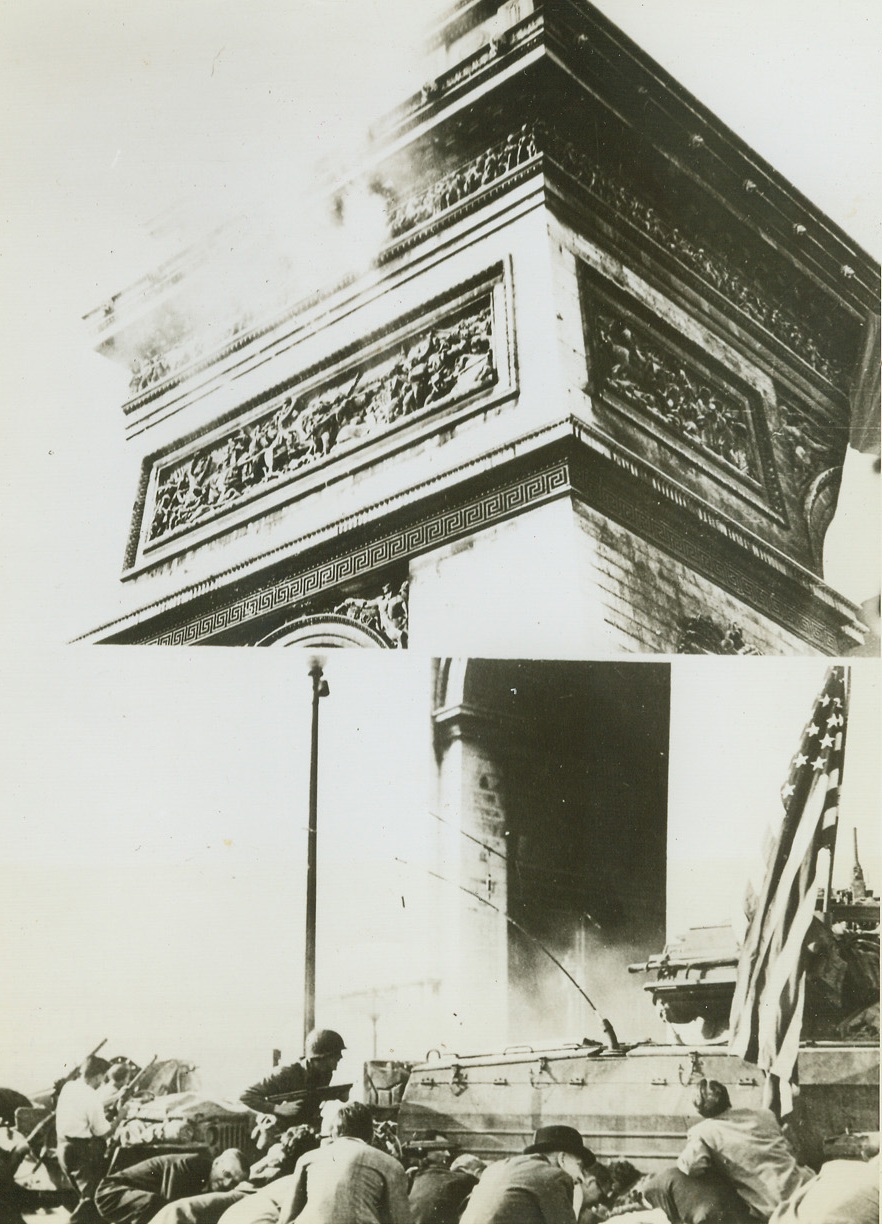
[394,857,619,1050]
[428,809,603,930]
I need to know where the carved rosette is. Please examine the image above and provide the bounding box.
[143,297,498,547]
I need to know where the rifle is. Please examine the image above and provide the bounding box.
[101,1056,159,1173]
[25,1038,108,1171]
[107,1055,158,1118]
[261,1084,352,1105]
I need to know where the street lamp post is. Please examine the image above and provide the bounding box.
[304,660,329,1048]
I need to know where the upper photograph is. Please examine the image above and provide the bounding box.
[6,1,878,652]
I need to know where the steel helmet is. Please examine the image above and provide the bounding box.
[305,1029,346,1058]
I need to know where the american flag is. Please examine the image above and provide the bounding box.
[728,666,848,1118]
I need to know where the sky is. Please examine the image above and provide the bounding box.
[0,0,879,643]
[0,651,878,1097]
[0,0,879,1108]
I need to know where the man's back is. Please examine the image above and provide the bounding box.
[409,1166,477,1224]
[678,1109,813,1219]
[768,1156,879,1224]
[56,1079,110,1141]
[101,1154,209,1200]
[459,1155,576,1224]
[279,1137,411,1224]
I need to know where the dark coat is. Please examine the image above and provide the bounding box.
[95,1152,211,1224]
[409,1167,478,1224]
[460,1155,576,1224]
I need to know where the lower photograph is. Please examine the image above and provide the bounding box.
[0,652,878,1224]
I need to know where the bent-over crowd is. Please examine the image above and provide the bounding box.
[2,1032,878,1224]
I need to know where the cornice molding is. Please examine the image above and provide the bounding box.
[78,419,864,652]
[117,109,861,418]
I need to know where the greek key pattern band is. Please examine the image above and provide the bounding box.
[145,463,570,644]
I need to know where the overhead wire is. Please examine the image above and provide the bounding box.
[394,854,619,1050]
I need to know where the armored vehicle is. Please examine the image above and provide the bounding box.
[397,918,880,1170]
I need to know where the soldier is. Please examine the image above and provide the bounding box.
[240,1030,348,1139]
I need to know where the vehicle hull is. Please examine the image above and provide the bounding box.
[398,1042,880,1169]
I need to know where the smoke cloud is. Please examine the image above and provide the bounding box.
[96,0,453,377]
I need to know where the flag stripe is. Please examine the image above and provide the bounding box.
[729,667,847,1115]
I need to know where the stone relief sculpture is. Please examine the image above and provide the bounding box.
[334,579,409,648]
[129,349,172,396]
[542,129,844,384]
[677,615,762,655]
[387,124,540,238]
[146,303,496,543]
[594,313,758,478]
[774,401,843,498]
[126,118,841,400]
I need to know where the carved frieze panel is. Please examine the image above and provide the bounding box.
[542,127,845,384]
[773,401,845,500]
[594,312,760,479]
[123,111,846,407]
[580,267,785,519]
[128,270,511,569]
[387,124,540,239]
[676,615,762,656]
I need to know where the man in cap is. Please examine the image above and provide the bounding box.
[768,1151,878,1224]
[677,1080,813,1220]
[240,1031,348,1137]
[460,1125,604,1224]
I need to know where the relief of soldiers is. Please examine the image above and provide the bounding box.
[388,123,540,237]
[598,316,754,474]
[775,404,835,491]
[129,350,171,396]
[147,308,495,543]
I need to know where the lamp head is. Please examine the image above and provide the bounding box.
[308,656,329,696]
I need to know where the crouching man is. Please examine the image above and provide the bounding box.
[677,1080,813,1221]
[217,1102,411,1224]
[96,1149,248,1224]
[460,1125,606,1224]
